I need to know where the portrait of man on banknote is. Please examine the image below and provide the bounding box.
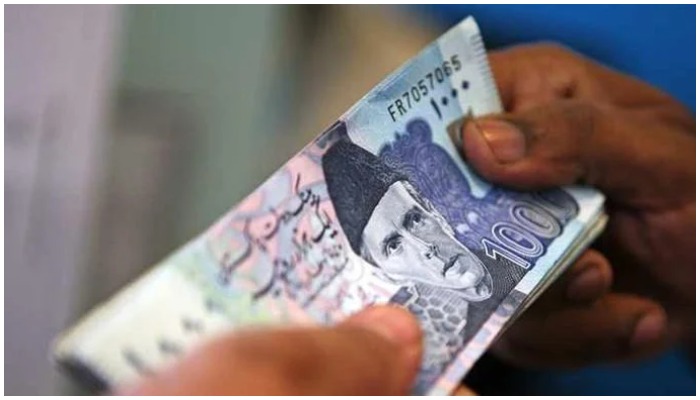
[321,130,504,390]
[322,138,493,299]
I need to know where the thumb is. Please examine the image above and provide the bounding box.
[460,100,693,206]
[119,306,422,396]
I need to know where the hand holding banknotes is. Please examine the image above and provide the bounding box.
[460,44,695,367]
[116,42,694,396]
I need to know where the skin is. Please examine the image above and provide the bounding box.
[116,44,693,395]
[119,306,424,395]
[363,181,492,300]
[460,43,695,367]
[119,306,473,395]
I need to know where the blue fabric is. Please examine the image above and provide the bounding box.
[513,348,696,395]
[412,4,696,395]
[417,4,695,110]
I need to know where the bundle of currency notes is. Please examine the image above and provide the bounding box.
[53,17,607,395]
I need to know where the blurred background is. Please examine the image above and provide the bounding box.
[5,4,695,395]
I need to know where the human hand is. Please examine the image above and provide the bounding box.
[460,44,695,367]
[118,306,423,395]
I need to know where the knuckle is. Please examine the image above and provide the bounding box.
[508,42,572,59]
[561,101,602,138]
[524,42,580,68]
[533,43,588,88]
[536,42,574,58]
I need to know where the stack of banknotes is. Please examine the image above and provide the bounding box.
[53,17,607,395]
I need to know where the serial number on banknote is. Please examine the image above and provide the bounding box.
[387,54,462,122]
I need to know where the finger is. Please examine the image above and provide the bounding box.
[519,249,613,316]
[489,44,607,112]
[489,44,681,111]
[492,293,669,368]
[562,249,613,303]
[120,306,422,396]
[460,100,695,206]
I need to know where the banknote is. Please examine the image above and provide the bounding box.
[53,16,606,395]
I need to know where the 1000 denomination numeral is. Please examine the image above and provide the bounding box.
[482,200,568,269]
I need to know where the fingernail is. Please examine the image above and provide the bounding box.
[475,119,526,163]
[347,306,422,350]
[566,265,605,302]
[630,310,667,349]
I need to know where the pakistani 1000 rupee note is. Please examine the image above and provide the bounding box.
[53,16,606,395]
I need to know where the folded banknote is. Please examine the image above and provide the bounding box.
[53,16,607,395]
